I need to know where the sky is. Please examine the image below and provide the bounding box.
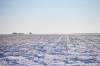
[0,0,100,34]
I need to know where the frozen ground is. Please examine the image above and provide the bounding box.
[0,33,100,66]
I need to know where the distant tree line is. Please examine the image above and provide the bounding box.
[12,32,32,35]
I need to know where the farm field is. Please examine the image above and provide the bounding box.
[0,33,100,66]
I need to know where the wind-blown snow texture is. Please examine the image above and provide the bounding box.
[0,34,100,66]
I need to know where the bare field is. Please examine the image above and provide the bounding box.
[0,33,100,66]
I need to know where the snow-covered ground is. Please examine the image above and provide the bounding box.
[0,34,100,66]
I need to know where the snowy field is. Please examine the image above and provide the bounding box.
[0,33,100,66]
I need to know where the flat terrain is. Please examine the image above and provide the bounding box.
[0,33,100,66]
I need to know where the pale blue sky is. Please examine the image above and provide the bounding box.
[0,0,100,34]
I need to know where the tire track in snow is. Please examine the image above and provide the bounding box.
[65,35,70,53]
[66,34,70,44]
[56,35,64,43]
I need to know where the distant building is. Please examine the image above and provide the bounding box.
[29,32,32,35]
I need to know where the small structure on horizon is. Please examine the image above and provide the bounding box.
[29,32,32,35]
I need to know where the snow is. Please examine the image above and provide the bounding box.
[0,34,100,66]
